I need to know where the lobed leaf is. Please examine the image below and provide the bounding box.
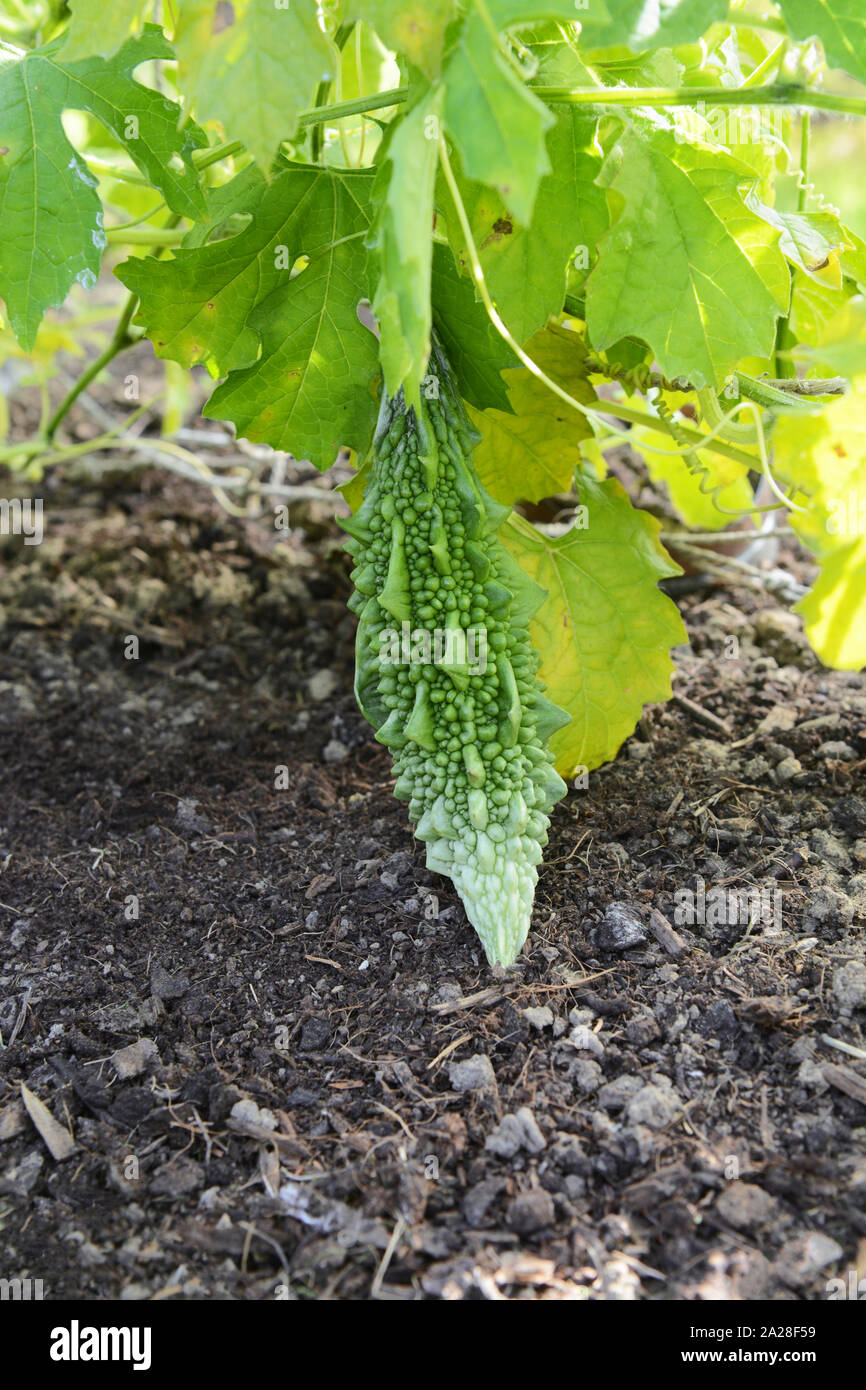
[119,165,380,467]
[173,0,333,175]
[503,476,686,776]
[0,27,205,349]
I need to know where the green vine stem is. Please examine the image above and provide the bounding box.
[310,21,356,162]
[164,80,866,160]
[44,293,139,443]
[533,84,866,120]
[104,227,185,246]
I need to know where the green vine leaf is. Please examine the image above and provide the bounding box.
[342,0,458,79]
[745,196,849,287]
[119,166,380,467]
[578,0,728,50]
[467,325,595,504]
[777,0,866,84]
[61,0,151,61]
[430,242,518,411]
[586,128,783,390]
[442,7,554,225]
[0,26,205,350]
[503,475,686,777]
[372,85,444,407]
[443,110,607,346]
[174,0,334,173]
[487,0,609,23]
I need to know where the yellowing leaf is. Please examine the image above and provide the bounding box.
[776,379,866,670]
[503,476,686,775]
[467,326,595,505]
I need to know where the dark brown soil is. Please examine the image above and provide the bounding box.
[1,411,866,1301]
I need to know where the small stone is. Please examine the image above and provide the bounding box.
[119,1283,152,1301]
[462,1177,507,1226]
[308,669,338,702]
[567,1023,604,1057]
[448,1053,497,1095]
[696,1000,739,1041]
[755,608,802,641]
[174,797,211,833]
[817,740,856,761]
[754,609,805,665]
[430,982,462,1009]
[833,796,866,836]
[111,1038,159,1079]
[570,1058,603,1094]
[804,886,855,930]
[522,1006,554,1032]
[484,1116,523,1160]
[507,1190,555,1236]
[597,1074,644,1111]
[741,755,772,781]
[809,828,852,871]
[773,756,802,784]
[625,1083,682,1131]
[550,1136,587,1175]
[322,738,349,763]
[796,1059,828,1091]
[7,1150,43,1194]
[715,1181,777,1231]
[626,1013,661,1046]
[757,703,796,735]
[832,961,866,1014]
[230,1099,277,1131]
[299,1017,331,1051]
[775,1233,843,1290]
[485,1106,546,1159]
[77,1240,106,1268]
[686,738,728,766]
[847,873,866,916]
[597,902,646,951]
[150,962,189,1000]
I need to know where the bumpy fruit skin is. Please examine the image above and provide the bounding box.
[343,339,568,966]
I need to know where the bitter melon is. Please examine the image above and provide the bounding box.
[343,338,568,967]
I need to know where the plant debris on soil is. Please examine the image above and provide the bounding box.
[1,443,866,1301]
